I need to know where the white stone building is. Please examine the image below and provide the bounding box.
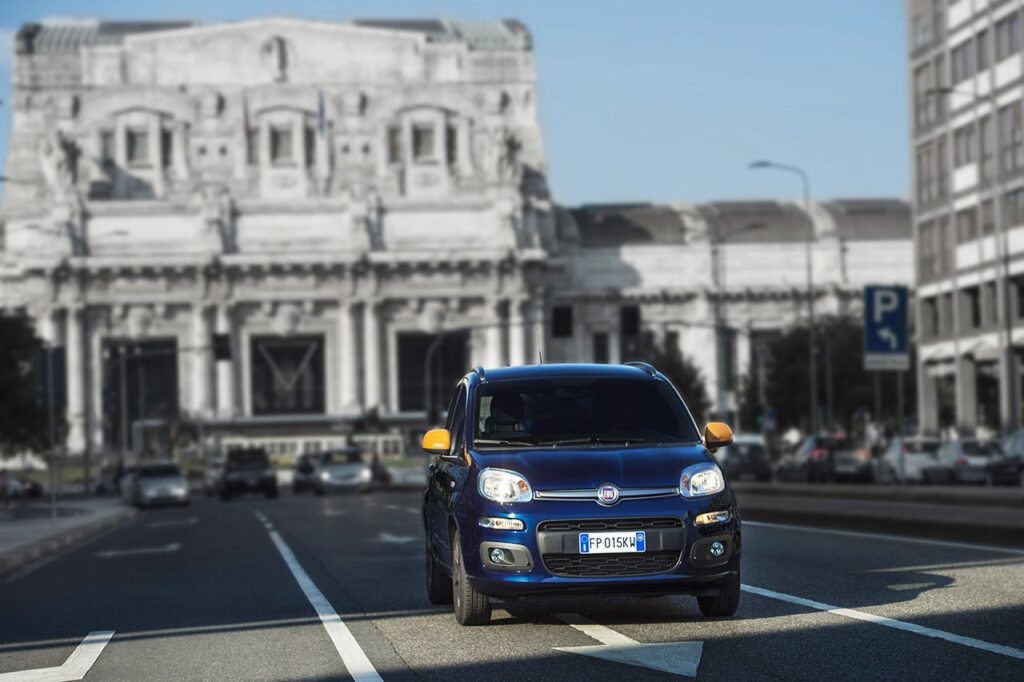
[0,17,912,460]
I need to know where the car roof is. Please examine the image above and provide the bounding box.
[473,363,660,383]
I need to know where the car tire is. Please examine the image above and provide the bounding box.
[314,486,325,497]
[697,569,741,618]
[265,487,278,499]
[426,536,454,605]
[220,489,232,502]
[451,531,491,625]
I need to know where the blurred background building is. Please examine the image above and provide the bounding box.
[0,17,910,461]
[907,0,1024,436]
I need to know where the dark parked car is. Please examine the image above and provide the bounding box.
[213,448,278,501]
[423,363,741,626]
[991,429,1024,486]
[711,434,772,481]
[775,435,848,482]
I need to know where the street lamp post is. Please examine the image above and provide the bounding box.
[749,160,819,435]
[926,85,1019,435]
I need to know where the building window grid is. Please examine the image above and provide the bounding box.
[997,12,1021,62]
[953,124,976,167]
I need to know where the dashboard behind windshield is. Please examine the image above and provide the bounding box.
[473,377,700,448]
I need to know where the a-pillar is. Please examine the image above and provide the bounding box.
[65,306,87,454]
[191,304,213,417]
[363,300,382,410]
[215,305,235,418]
[338,301,359,410]
[955,354,978,435]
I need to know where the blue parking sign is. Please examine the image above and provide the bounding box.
[863,285,909,371]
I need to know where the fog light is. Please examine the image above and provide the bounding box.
[478,517,525,531]
[695,510,731,526]
[709,541,725,557]
[489,548,514,565]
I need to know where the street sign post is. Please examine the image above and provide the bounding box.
[863,286,909,372]
[863,285,910,482]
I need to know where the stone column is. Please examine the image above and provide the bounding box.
[485,298,505,368]
[191,304,213,417]
[508,298,527,366]
[608,330,622,365]
[148,113,164,196]
[363,301,382,410]
[338,301,359,410]
[918,362,939,435]
[955,354,978,435]
[215,305,235,417]
[66,307,87,454]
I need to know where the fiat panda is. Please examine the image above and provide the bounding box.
[422,362,740,625]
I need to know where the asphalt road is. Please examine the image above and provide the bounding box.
[1,491,1022,681]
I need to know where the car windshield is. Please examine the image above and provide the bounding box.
[322,452,362,465]
[962,440,1001,456]
[473,377,700,448]
[227,449,270,469]
[908,440,940,454]
[138,465,180,478]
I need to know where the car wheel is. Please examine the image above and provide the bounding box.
[426,535,453,605]
[265,487,278,499]
[697,568,741,618]
[314,486,325,497]
[220,489,232,502]
[451,531,491,625]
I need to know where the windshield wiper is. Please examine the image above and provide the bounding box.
[473,438,538,447]
[541,436,649,447]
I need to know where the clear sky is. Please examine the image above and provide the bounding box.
[0,0,908,205]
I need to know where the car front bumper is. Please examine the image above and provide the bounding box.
[455,490,740,598]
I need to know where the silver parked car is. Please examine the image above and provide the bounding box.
[312,449,372,495]
[923,438,1002,485]
[130,462,190,508]
[874,436,941,484]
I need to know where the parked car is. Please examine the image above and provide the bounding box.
[830,443,876,482]
[874,436,941,484]
[129,462,190,508]
[292,453,319,493]
[711,433,771,481]
[990,429,1024,486]
[423,363,741,626]
[94,464,121,495]
[0,472,26,501]
[310,448,373,495]
[774,435,848,482]
[119,466,139,504]
[923,438,1002,485]
[213,448,278,501]
[203,457,224,497]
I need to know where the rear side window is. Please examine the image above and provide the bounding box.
[228,449,270,467]
[138,465,180,478]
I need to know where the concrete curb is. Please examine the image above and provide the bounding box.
[739,502,1024,548]
[0,507,137,578]
[732,481,1024,509]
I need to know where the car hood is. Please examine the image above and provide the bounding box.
[323,464,368,476]
[471,444,711,489]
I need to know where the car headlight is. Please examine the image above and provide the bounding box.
[679,462,725,497]
[478,468,532,504]
[319,471,331,481]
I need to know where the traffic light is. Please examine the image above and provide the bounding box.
[213,333,232,361]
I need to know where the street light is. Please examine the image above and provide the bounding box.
[925,84,1019,434]
[748,160,819,435]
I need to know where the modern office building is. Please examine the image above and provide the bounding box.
[907,0,1024,434]
[0,17,912,460]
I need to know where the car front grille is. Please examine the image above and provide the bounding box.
[537,517,683,533]
[541,551,681,577]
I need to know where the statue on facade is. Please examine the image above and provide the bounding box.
[491,126,522,184]
[38,130,76,201]
[348,184,383,252]
[196,184,236,253]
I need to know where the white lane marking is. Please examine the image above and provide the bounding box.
[744,520,1024,557]
[147,518,198,528]
[742,584,1024,661]
[268,530,383,682]
[383,504,400,511]
[95,543,180,558]
[0,631,115,682]
[373,532,416,544]
[404,508,419,515]
[553,613,702,677]
[324,510,345,517]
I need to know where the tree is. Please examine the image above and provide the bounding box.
[739,315,916,435]
[0,312,49,456]
[625,334,711,423]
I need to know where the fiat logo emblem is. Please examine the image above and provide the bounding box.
[597,484,620,505]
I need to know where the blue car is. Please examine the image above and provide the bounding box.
[422,362,741,625]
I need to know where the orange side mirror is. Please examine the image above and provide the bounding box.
[703,422,734,452]
[421,428,451,454]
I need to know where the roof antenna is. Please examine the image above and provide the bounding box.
[536,323,544,364]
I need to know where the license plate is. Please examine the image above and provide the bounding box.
[579,531,646,554]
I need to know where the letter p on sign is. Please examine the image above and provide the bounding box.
[874,290,899,324]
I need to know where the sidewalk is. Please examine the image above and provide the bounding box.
[0,498,136,576]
